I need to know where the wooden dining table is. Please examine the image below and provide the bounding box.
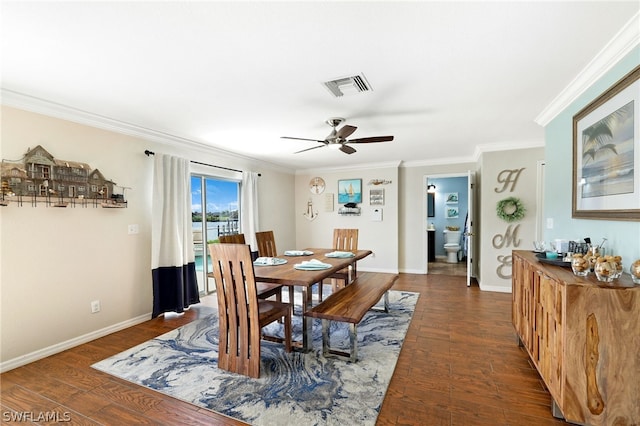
[253,248,372,352]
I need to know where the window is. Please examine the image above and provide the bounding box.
[191,175,240,294]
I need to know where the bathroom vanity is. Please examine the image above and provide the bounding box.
[427,229,435,262]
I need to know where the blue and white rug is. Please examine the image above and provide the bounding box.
[92,290,418,425]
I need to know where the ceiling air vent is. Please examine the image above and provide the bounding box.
[322,74,372,97]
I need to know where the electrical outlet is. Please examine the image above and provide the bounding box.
[128,224,139,235]
[546,218,554,229]
[91,300,101,313]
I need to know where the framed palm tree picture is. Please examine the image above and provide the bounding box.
[572,65,640,221]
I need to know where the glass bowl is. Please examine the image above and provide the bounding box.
[571,255,590,277]
[630,261,640,285]
[594,261,623,283]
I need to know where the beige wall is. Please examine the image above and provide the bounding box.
[294,164,399,273]
[0,105,545,370]
[478,147,545,292]
[0,106,295,369]
[399,162,476,273]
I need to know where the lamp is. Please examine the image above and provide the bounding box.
[427,184,436,193]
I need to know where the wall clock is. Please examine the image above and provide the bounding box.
[309,177,325,194]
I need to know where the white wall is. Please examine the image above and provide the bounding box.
[294,164,399,273]
[0,106,295,369]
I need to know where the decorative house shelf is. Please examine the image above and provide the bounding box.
[0,195,127,208]
[1,145,128,208]
[338,206,361,216]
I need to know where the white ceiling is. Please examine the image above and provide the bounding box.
[2,1,639,171]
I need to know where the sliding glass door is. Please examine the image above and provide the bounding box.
[191,175,240,294]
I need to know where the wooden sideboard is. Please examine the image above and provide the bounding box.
[512,250,639,425]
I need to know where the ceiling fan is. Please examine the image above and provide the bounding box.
[281,117,394,155]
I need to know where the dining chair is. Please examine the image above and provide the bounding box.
[322,228,359,299]
[217,233,283,301]
[256,231,294,304]
[208,243,291,378]
[218,233,246,244]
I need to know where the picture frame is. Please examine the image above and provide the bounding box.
[445,192,458,204]
[446,206,459,219]
[338,179,362,204]
[369,188,384,205]
[572,65,640,221]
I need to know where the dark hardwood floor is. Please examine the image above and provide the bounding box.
[428,258,467,276]
[1,273,566,425]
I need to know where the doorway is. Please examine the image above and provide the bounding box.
[425,173,470,278]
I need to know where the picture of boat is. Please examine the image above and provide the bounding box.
[338,179,362,203]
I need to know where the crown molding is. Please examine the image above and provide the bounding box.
[535,12,640,126]
[1,89,295,175]
[473,140,545,159]
[296,160,402,175]
[401,155,476,168]
[400,140,544,169]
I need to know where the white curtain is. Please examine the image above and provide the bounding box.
[241,171,260,250]
[151,153,199,318]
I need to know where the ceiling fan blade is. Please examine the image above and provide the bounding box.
[294,145,327,154]
[348,136,394,144]
[281,136,326,143]
[340,144,356,154]
[336,125,357,139]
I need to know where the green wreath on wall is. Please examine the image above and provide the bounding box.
[496,197,526,222]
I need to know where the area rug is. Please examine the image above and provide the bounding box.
[92,290,418,425]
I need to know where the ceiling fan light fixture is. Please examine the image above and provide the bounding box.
[327,143,342,150]
[322,74,372,98]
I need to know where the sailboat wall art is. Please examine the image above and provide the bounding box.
[338,179,362,204]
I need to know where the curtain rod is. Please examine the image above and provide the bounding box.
[144,150,260,176]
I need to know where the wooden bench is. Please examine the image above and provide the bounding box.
[304,272,399,362]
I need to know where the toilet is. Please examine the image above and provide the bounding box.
[443,229,461,263]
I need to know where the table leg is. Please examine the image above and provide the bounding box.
[300,286,313,352]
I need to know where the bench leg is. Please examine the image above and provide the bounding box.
[369,290,390,314]
[349,323,358,362]
[322,319,331,358]
[321,320,358,363]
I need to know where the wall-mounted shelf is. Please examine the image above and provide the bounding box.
[338,206,361,216]
[0,194,127,208]
[2,145,128,209]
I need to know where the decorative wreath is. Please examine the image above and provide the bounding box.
[496,197,526,222]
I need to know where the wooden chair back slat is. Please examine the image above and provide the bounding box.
[255,231,277,257]
[218,233,246,244]
[328,229,360,295]
[333,228,358,251]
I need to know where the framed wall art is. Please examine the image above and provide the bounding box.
[369,189,384,205]
[446,206,459,219]
[445,192,458,204]
[338,179,362,204]
[572,65,640,221]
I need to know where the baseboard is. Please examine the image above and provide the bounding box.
[478,283,512,293]
[0,312,151,373]
[399,267,426,274]
[358,267,400,274]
